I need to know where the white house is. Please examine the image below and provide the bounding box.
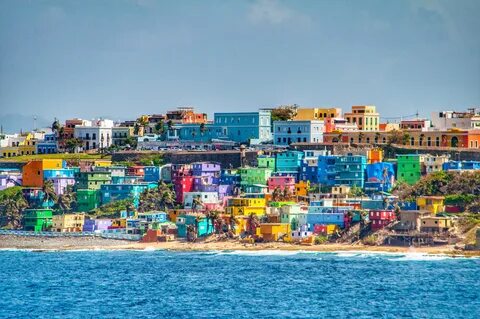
[273,120,324,146]
[74,119,114,151]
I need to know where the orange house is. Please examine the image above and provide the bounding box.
[22,159,64,187]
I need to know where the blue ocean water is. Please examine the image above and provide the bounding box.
[0,250,479,319]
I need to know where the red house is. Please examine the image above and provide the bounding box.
[369,210,396,231]
[127,166,145,177]
[174,176,194,204]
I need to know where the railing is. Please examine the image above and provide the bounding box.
[0,229,142,241]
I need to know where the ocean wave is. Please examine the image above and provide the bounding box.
[215,250,306,256]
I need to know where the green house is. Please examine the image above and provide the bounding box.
[75,171,112,190]
[397,154,421,185]
[239,167,272,186]
[77,189,101,212]
[257,156,276,170]
[23,209,53,232]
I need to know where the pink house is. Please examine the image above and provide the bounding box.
[52,177,76,195]
[267,176,296,193]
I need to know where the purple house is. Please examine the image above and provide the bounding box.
[218,184,234,200]
[0,171,22,190]
[192,162,221,178]
[52,177,76,195]
[83,219,112,232]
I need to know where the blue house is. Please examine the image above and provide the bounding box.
[173,111,272,144]
[317,155,338,186]
[306,210,345,229]
[276,151,304,177]
[443,161,480,171]
[100,182,157,207]
[43,168,76,179]
[36,133,58,154]
[143,166,160,182]
[365,162,395,193]
[273,120,324,146]
[334,155,366,188]
[176,215,214,238]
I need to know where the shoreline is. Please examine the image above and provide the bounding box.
[1,235,479,256]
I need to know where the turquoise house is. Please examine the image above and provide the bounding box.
[176,215,214,238]
[275,151,304,175]
[100,182,157,207]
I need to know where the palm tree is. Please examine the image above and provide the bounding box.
[272,187,282,202]
[42,180,58,208]
[247,213,260,236]
[56,185,76,213]
[155,120,165,136]
[51,118,61,134]
[199,123,207,136]
[0,193,28,229]
[282,187,292,201]
[192,195,202,213]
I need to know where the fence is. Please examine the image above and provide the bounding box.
[0,229,141,241]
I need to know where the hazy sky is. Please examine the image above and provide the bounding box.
[1,0,479,128]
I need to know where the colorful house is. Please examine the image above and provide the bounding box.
[267,176,296,193]
[273,120,324,145]
[36,133,58,154]
[317,155,337,186]
[369,210,396,231]
[416,196,445,214]
[143,166,160,182]
[225,197,266,216]
[23,209,53,231]
[176,214,214,238]
[239,167,272,188]
[259,223,291,241]
[100,182,156,207]
[275,151,303,175]
[75,171,112,190]
[76,189,101,212]
[51,213,85,232]
[174,175,194,203]
[365,162,395,193]
[397,154,421,185]
[183,192,219,210]
[82,219,112,232]
[22,159,64,187]
[420,216,454,233]
[295,180,310,197]
[279,205,308,231]
[257,155,276,170]
[334,155,367,188]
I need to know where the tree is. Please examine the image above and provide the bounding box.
[64,138,83,153]
[271,105,298,121]
[349,185,364,197]
[42,180,58,207]
[155,120,165,135]
[199,123,207,135]
[51,118,61,134]
[56,185,76,214]
[272,187,282,202]
[247,213,260,236]
[282,187,292,201]
[192,195,203,213]
[0,188,28,229]
[124,136,137,149]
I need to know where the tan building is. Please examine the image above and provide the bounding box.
[420,216,454,233]
[396,210,431,231]
[344,105,380,131]
[52,213,85,232]
[294,107,342,121]
[423,154,449,174]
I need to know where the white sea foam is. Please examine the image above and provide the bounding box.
[143,246,156,252]
[217,250,304,256]
[388,253,451,261]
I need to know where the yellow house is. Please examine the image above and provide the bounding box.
[51,213,85,232]
[344,105,380,131]
[295,181,310,197]
[259,223,291,241]
[94,160,112,167]
[420,216,454,233]
[332,185,351,198]
[111,218,127,228]
[1,133,37,158]
[225,198,266,216]
[416,196,445,214]
[294,107,342,121]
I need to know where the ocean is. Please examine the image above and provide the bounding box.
[0,249,479,318]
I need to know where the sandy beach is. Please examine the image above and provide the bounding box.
[2,234,478,256]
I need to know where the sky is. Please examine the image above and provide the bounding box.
[0,0,479,132]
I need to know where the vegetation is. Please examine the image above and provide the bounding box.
[138,182,176,212]
[349,185,364,197]
[0,153,109,163]
[0,187,28,229]
[271,105,298,122]
[91,199,135,218]
[138,153,164,166]
[314,235,328,245]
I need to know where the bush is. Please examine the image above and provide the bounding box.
[314,235,328,245]
[362,235,378,246]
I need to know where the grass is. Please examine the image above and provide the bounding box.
[0,153,111,163]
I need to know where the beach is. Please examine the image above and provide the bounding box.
[2,234,478,256]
